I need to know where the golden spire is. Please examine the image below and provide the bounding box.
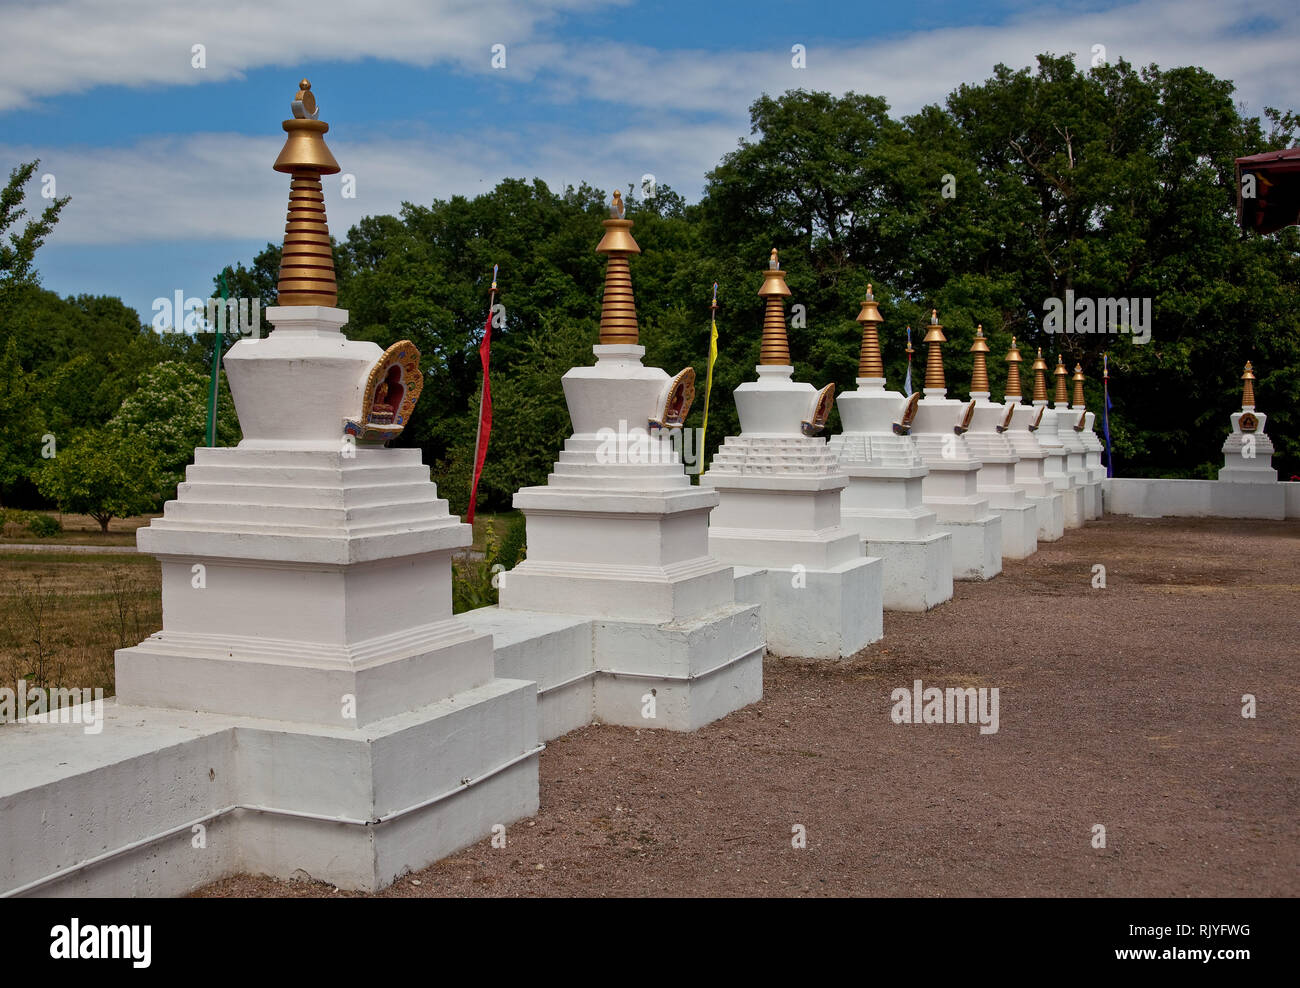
[1004,336,1023,399]
[969,323,990,394]
[595,190,641,345]
[758,248,792,365]
[273,79,342,307]
[856,284,884,378]
[1072,362,1086,408]
[1241,360,1256,408]
[922,308,946,392]
[1031,347,1049,402]
[1053,354,1069,404]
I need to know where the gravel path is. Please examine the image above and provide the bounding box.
[195,515,1300,898]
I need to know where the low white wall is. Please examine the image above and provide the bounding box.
[1104,478,1297,520]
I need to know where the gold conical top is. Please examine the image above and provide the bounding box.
[1054,354,1069,404]
[1072,362,1086,408]
[923,309,946,392]
[856,284,884,378]
[1241,360,1256,408]
[969,323,990,394]
[758,248,791,365]
[273,79,340,307]
[1031,347,1049,402]
[595,190,641,345]
[1005,336,1023,399]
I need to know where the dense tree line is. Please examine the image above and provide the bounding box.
[2,54,1297,523]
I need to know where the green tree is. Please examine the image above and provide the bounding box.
[35,428,161,532]
[109,360,240,500]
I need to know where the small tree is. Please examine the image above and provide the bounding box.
[35,428,160,532]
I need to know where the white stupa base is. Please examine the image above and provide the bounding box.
[730,557,882,658]
[1027,493,1066,541]
[461,602,764,739]
[1218,463,1278,483]
[1,683,540,896]
[862,533,953,611]
[988,502,1039,559]
[936,517,1003,581]
[25,438,545,897]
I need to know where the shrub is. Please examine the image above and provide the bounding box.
[26,513,62,538]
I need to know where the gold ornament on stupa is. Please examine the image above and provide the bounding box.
[1240,361,1256,409]
[1004,337,1023,399]
[969,323,990,394]
[1031,347,1049,402]
[922,309,946,392]
[1072,363,1086,409]
[273,79,342,307]
[1054,354,1070,404]
[595,190,642,345]
[856,284,884,378]
[758,248,792,365]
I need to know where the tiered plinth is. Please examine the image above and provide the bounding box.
[910,393,1003,580]
[1220,408,1277,484]
[493,345,763,737]
[830,381,953,612]
[701,366,882,658]
[1003,402,1065,541]
[965,394,1039,559]
[1034,399,1085,529]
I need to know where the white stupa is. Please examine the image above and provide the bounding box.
[490,191,763,733]
[1029,347,1085,529]
[961,325,1039,559]
[828,288,953,612]
[1220,361,1277,482]
[999,338,1064,541]
[700,251,882,658]
[908,310,1002,580]
[1052,354,1098,520]
[1072,362,1106,517]
[4,80,541,895]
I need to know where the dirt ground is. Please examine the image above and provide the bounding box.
[196,515,1299,898]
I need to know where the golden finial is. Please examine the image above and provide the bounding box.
[1241,360,1256,409]
[272,78,341,307]
[1072,362,1086,408]
[856,284,884,378]
[1004,336,1023,399]
[1054,353,1069,404]
[905,327,914,356]
[595,190,641,344]
[1031,347,1049,402]
[922,309,946,392]
[969,323,990,394]
[757,248,792,365]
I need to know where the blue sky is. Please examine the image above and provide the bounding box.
[2,0,1296,324]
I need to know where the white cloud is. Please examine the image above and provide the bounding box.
[4,0,1296,254]
[1,117,730,246]
[0,0,622,111]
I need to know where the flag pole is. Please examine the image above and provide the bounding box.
[468,264,497,523]
[1102,352,1114,478]
[699,282,719,478]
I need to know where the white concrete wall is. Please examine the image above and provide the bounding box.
[1103,478,1295,520]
